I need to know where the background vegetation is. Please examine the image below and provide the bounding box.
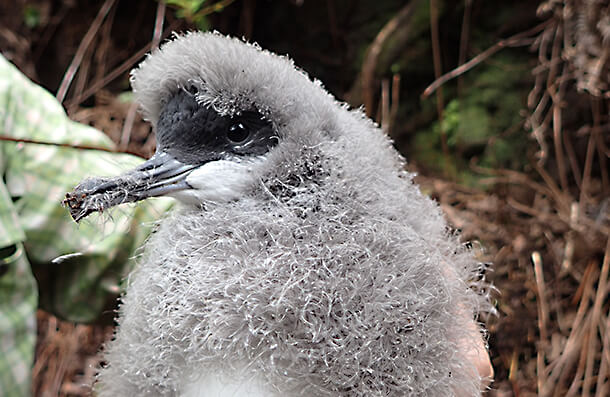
[0,0,608,395]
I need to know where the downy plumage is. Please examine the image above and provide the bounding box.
[65,32,491,396]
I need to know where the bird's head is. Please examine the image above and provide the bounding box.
[65,32,351,221]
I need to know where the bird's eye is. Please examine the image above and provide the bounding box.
[227,123,250,143]
[184,81,199,96]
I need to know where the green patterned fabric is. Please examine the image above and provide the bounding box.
[0,55,173,396]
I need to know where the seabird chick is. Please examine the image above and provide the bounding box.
[65,32,491,396]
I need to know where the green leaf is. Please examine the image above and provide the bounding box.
[23,5,41,29]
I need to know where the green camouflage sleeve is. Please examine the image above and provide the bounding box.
[0,55,173,396]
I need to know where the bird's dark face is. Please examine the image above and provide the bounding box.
[156,88,277,164]
[64,89,279,222]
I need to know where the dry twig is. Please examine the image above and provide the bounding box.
[422,21,550,98]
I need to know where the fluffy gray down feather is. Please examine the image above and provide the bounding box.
[94,32,491,396]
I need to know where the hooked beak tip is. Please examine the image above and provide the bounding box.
[63,176,116,222]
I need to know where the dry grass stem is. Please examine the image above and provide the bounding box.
[55,0,116,103]
[584,240,610,396]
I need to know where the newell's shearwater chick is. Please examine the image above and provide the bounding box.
[65,32,492,396]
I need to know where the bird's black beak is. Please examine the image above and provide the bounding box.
[64,151,195,222]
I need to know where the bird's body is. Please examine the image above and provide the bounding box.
[65,32,490,396]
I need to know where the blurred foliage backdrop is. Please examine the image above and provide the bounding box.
[1,0,608,396]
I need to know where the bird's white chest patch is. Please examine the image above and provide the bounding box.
[172,159,262,204]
